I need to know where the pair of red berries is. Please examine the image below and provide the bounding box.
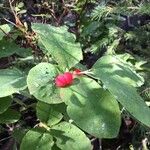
[55,69,82,88]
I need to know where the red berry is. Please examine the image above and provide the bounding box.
[63,72,73,84]
[55,72,73,87]
[73,69,82,76]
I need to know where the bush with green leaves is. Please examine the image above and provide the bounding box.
[0,0,150,149]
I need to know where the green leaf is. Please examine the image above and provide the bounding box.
[27,63,62,104]
[0,97,12,114]
[16,48,32,58]
[20,128,54,150]
[51,122,92,150]
[13,128,28,143]
[0,24,12,40]
[60,77,121,138]
[52,145,61,150]
[93,55,144,87]
[92,55,150,127]
[0,68,27,98]
[81,21,100,37]
[0,109,20,124]
[0,39,32,58]
[36,102,63,126]
[32,23,83,69]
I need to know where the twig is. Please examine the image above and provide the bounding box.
[8,0,25,32]
[61,0,65,5]
[79,0,88,17]
[0,136,12,142]
[57,8,67,25]
[75,0,89,37]
[2,138,15,150]
[4,18,16,27]
[140,87,150,95]
[142,138,148,150]
[9,0,17,17]
[48,9,58,23]
[50,2,58,23]
[13,98,27,108]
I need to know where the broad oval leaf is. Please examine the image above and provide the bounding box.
[0,109,21,124]
[36,101,63,126]
[0,97,12,114]
[92,55,144,87]
[92,55,150,127]
[20,128,54,150]
[0,39,32,58]
[32,23,83,69]
[51,122,92,150]
[27,63,62,104]
[0,68,27,98]
[60,77,121,138]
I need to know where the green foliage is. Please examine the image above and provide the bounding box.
[79,0,150,56]
[60,77,121,138]
[36,102,63,126]
[21,122,92,150]
[138,3,150,14]
[91,4,113,21]
[0,38,32,58]
[0,97,12,114]
[32,23,83,70]
[0,68,27,97]
[51,122,92,150]
[0,0,149,149]
[20,128,54,150]
[92,55,150,127]
[123,24,150,56]
[0,108,20,124]
[0,24,12,40]
[27,63,62,104]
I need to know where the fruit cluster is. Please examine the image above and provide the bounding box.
[55,69,82,87]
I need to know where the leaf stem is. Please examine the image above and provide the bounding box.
[39,122,51,131]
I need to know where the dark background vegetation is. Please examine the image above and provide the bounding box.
[0,0,150,149]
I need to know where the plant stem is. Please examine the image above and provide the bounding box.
[13,98,27,108]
